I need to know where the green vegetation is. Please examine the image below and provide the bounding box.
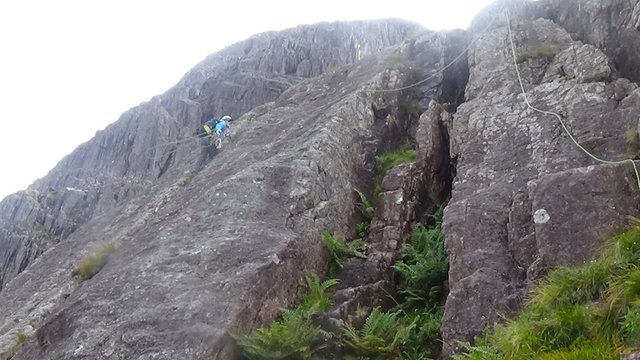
[341,211,448,359]
[323,231,366,276]
[299,274,340,315]
[374,147,418,199]
[234,308,327,360]
[34,223,57,246]
[454,225,640,359]
[235,152,447,359]
[2,332,29,360]
[516,45,558,64]
[180,170,197,186]
[401,100,421,117]
[356,222,370,240]
[343,307,415,358]
[394,208,448,307]
[626,126,640,158]
[385,53,406,70]
[233,274,339,359]
[72,242,118,281]
[354,189,375,221]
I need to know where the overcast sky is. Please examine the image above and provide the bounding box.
[0,0,496,201]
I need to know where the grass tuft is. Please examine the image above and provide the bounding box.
[72,242,118,281]
[2,332,29,360]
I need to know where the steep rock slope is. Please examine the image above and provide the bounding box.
[442,0,640,356]
[0,20,422,293]
[0,20,468,359]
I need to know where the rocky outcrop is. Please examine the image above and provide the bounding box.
[327,163,421,329]
[543,0,640,82]
[442,0,640,356]
[0,19,471,359]
[0,20,423,294]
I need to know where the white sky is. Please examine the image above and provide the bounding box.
[0,0,495,201]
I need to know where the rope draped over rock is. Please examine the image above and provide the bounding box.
[505,8,640,191]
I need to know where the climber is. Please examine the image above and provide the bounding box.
[210,115,233,148]
[195,115,233,171]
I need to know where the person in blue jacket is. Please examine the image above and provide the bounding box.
[195,115,233,171]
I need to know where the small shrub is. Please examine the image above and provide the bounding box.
[402,308,444,359]
[72,242,118,281]
[180,170,197,186]
[621,306,640,347]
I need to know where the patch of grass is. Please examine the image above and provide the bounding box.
[454,225,640,359]
[373,147,418,200]
[72,242,118,281]
[376,148,418,176]
[516,45,558,64]
[233,274,339,359]
[2,332,29,360]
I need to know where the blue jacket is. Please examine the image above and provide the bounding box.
[213,120,228,133]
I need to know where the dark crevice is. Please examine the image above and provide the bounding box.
[438,32,470,113]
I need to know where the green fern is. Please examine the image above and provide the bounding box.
[356,222,370,240]
[299,274,339,316]
[323,231,366,275]
[343,308,415,357]
[233,309,328,360]
[393,211,448,307]
[354,189,375,221]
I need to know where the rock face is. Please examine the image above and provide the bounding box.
[0,19,451,359]
[0,20,423,293]
[543,0,640,82]
[1,1,639,359]
[442,0,640,356]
